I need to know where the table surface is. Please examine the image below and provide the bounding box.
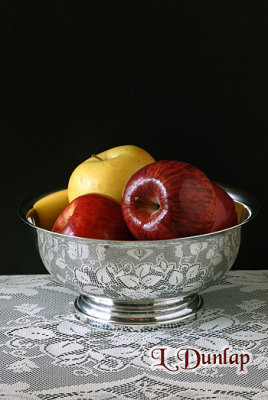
[0,270,267,400]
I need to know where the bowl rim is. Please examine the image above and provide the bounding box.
[17,182,259,244]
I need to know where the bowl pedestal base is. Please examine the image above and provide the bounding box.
[74,293,204,331]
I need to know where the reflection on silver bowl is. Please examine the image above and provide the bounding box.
[18,183,258,330]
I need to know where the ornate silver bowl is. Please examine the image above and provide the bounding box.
[18,183,258,330]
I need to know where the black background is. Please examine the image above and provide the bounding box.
[1,2,267,274]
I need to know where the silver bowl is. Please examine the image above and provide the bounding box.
[18,183,258,330]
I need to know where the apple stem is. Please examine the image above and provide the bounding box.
[135,197,160,211]
[91,154,103,161]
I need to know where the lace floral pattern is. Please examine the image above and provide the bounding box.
[0,271,267,399]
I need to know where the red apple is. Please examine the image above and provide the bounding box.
[121,160,217,240]
[210,183,238,232]
[52,193,133,240]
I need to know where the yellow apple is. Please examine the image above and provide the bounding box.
[68,145,155,203]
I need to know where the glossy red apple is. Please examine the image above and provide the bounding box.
[210,183,238,232]
[52,193,133,240]
[121,160,217,240]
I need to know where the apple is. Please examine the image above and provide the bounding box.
[68,145,155,203]
[52,193,133,240]
[210,183,238,232]
[121,160,217,240]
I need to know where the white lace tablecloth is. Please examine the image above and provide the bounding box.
[0,271,268,399]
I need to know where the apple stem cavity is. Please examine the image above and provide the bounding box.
[134,197,160,211]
